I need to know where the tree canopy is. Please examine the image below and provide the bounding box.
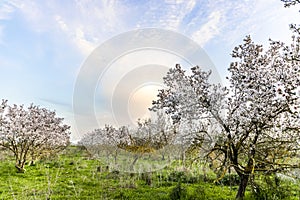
[0,100,70,172]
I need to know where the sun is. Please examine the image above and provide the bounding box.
[128,83,163,124]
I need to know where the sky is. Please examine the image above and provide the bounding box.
[0,0,299,141]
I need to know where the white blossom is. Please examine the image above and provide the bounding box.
[151,35,300,198]
[0,101,70,172]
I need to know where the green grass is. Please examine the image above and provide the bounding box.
[0,146,299,200]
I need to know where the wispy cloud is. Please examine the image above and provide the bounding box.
[4,0,296,56]
[191,11,222,46]
[9,0,55,33]
[0,2,14,20]
[212,0,300,46]
[135,0,196,31]
[6,0,129,56]
[183,0,256,46]
[58,0,128,56]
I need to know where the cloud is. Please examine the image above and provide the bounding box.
[59,0,128,56]
[6,0,129,56]
[135,0,196,31]
[9,0,55,33]
[3,0,257,56]
[183,1,258,47]
[213,0,300,46]
[4,0,296,57]
[0,2,15,20]
[191,11,222,46]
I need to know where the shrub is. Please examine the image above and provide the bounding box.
[250,175,291,200]
[187,186,206,200]
[169,181,187,200]
[106,170,120,179]
[168,171,187,182]
[215,173,240,186]
[140,172,152,186]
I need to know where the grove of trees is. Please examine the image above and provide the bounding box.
[79,35,300,198]
[79,111,179,172]
[79,23,300,200]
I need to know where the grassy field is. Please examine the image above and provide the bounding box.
[0,146,299,200]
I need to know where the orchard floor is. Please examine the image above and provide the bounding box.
[0,146,299,200]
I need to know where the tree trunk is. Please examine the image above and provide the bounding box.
[114,155,117,165]
[130,155,139,171]
[162,153,165,160]
[28,160,35,166]
[236,174,249,199]
[142,172,152,186]
[15,160,26,173]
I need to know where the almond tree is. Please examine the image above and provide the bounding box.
[117,113,177,170]
[80,111,177,171]
[282,0,300,8]
[0,100,70,172]
[151,36,300,199]
[79,125,124,165]
[282,0,300,34]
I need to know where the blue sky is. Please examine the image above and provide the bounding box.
[0,0,299,141]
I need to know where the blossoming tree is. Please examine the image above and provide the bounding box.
[150,36,300,199]
[79,111,177,172]
[282,0,300,34]
[0,100,70,172]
